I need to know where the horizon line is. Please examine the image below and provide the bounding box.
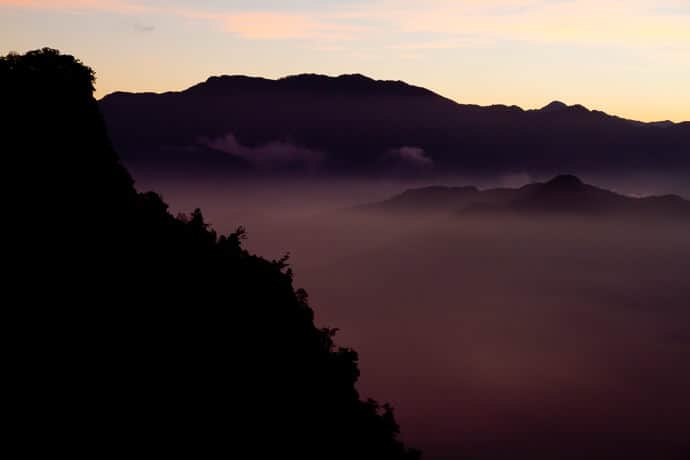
[98,72,689,125]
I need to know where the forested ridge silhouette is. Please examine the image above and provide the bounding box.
[3,48,420,459]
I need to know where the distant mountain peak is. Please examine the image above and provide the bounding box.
[337,73,373,81]
[540,101,569,112]
[538,101,592,115]
[279,73,371,82]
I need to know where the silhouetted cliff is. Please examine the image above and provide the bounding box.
[4,48,420,459]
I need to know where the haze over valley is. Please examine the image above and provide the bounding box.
[142,174,690,460]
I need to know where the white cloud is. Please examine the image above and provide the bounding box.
[201,133,324,170]
[387,146,434,168]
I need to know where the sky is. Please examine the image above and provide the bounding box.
[1,0,689,122]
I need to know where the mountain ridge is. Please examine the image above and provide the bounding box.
[102,74,687,124]
[360,175,690,219]
[99,73,690,176]
[102,73,687,125]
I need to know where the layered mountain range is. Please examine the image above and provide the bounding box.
[99,74,690,176]
[361,175,690,219]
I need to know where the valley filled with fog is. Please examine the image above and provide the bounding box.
[138,175,690,460]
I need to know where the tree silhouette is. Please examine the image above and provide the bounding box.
[4,48,420,459]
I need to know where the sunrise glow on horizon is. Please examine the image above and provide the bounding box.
[2,0,689,122]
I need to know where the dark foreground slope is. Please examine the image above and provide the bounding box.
[100,74,690,176]
[3,48,419,459]
[363,174,690,219]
